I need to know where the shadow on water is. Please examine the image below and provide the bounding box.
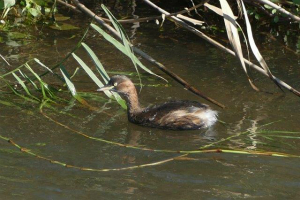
[0,10,300,200]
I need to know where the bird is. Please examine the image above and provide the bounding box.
[98,75,218,130]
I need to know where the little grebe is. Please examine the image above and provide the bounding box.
[98,75,218,130]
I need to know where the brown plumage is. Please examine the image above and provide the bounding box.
[98,75,218,130]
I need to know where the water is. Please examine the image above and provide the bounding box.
[0,14,300,199]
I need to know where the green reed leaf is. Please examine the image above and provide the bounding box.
[101,4,141,84]
[81,43,110,83]
[90,23,165,81]
[72,53,112,98]
[12,72,39,101]
[72,53,126,109]
[60,65,77,97]
[18,70,39,90]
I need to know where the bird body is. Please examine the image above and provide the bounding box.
[98,75,217,130]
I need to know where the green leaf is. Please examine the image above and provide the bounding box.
[32,0,52,6]
[81,43,110,82]
[258,130,300,134]
[34,58,53,73]
[72,52,126,109]
[28,8,40,17]
[101,4,141,83]
[0,99,18,107]
[274,15,279,23]
[264,4,272,9]
[255,13,260,20]
[4,0,15,8]
[72,53,112,98]
[0,77,39,103]
[90,23,166,81]
[12,72,38,100]
[18,70,39,90]
[55,15,70,22]
[25,63,54,99]
[268,135,300,139]
[50,23,79,31]
[8,32,28,40]
[60,65,78,98]
[72,53,127,109]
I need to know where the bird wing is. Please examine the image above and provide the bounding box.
[135,101,208,123]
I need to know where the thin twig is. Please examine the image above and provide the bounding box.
[5,136,188,172]
[254,0,300,22]
[58,0,210,24]
[57,0,82,13]
[0,53,11,66]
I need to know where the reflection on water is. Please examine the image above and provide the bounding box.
[1,13,300,199]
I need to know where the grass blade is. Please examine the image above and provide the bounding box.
[25,64,55,99]
[268,135,300,139]
[72,53,112,98]
[34,58,53,73]
[81,43,110,83]
[101,4,142,84]
[258,130,300,134]
[90,23,165,81]
[60,65,94,108]
[12,72,39,101]
[60,65,78,98]
[72,53,126,108]
[0,77,39,103]
[18,70,39,90]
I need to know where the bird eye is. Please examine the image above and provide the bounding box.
[114,82,118,86]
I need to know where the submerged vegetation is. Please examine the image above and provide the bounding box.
[0,0,300,171]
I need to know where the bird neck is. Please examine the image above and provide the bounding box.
[125,88,143,115]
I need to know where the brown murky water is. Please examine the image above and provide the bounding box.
[0,10,300,199]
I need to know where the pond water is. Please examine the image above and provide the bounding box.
[0,7,300,199]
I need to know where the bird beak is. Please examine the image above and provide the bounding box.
[97,85,114,92]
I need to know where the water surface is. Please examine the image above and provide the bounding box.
[0,11,300,199]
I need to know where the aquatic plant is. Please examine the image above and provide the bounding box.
[0,0,55,24]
